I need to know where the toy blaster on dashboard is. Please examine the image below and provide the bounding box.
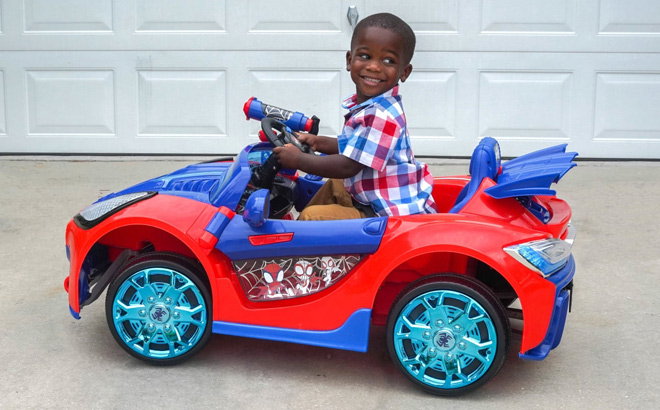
[244,97,320,135]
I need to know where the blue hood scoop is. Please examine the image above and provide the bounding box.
[105,162,231,205]
[162,177,219,194]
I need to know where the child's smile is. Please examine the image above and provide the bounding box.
[346,26,412,104]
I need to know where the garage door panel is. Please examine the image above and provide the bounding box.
[480,0,576,33]
[594,73,660,141]
[365,0,458,33]
[478,71,572,140]
[23,0,114,33]
[248,0,343,32]
[137,70,227,136]
[135,0,226,32]
[403,71,457,139]
[599,0,660,34]
[26,70,116,135]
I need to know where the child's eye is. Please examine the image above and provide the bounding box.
[357,53,370,60]
[383,57,396,64]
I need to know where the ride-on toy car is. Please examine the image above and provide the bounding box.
[64,98,577,396]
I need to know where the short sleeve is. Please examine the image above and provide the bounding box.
[340,107,401,172]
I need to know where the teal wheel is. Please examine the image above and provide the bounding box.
[105,253,211,364]
[387,274,509,396]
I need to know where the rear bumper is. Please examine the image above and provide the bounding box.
[520,255,575,360]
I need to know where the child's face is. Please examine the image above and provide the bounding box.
[346,26,413,104]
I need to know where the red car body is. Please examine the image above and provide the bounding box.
[65,136,576,395]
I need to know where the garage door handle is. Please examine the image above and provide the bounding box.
[347,6,359,29]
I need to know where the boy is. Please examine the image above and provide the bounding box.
[273,13,438,220]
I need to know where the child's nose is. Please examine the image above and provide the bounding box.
[366,60,382,72]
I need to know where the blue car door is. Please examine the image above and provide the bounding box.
[216,216,386,301]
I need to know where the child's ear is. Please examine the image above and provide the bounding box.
[400,64,413,83]
[345,51,352,71]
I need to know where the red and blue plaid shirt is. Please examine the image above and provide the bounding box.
[339,86,438,216]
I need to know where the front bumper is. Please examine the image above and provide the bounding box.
[520,255,575,360]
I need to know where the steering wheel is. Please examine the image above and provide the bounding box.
[261,118,312,154]
[246,118,324,216]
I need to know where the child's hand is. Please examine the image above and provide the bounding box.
[272,144,303,170]
[296,132,320,151]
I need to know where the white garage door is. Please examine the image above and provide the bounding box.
[1,0,659,159]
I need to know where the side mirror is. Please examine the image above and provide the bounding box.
[243,189,269,228]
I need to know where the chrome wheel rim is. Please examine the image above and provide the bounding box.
[392,289,498,390]
[111,267,208,360]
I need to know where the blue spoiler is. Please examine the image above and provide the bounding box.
[485,144,578,199]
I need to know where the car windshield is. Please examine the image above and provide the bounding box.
[209,156,239,199]
[209,143,276,206]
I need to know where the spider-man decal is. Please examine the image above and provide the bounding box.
[235,255,362,301]
[256,262,286,299]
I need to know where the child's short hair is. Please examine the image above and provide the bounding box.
[351,13,416,65]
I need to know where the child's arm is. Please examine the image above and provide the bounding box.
[296,133,339,155]
[273,145,363,179]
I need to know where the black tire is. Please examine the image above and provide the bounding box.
[105,252,212,365]
[386,273,510,396]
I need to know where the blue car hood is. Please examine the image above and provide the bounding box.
[98,161,232,205]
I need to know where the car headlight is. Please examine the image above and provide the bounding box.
[75,191,156,229]
[504,225,575,277]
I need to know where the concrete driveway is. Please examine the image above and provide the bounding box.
[1,156,658,409]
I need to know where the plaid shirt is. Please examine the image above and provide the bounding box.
[339,87,438,216]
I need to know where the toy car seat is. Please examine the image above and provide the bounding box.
[449,137,501,213]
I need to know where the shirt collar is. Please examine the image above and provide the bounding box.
[342,86,399,111]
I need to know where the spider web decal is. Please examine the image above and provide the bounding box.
[233,255,362,301]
